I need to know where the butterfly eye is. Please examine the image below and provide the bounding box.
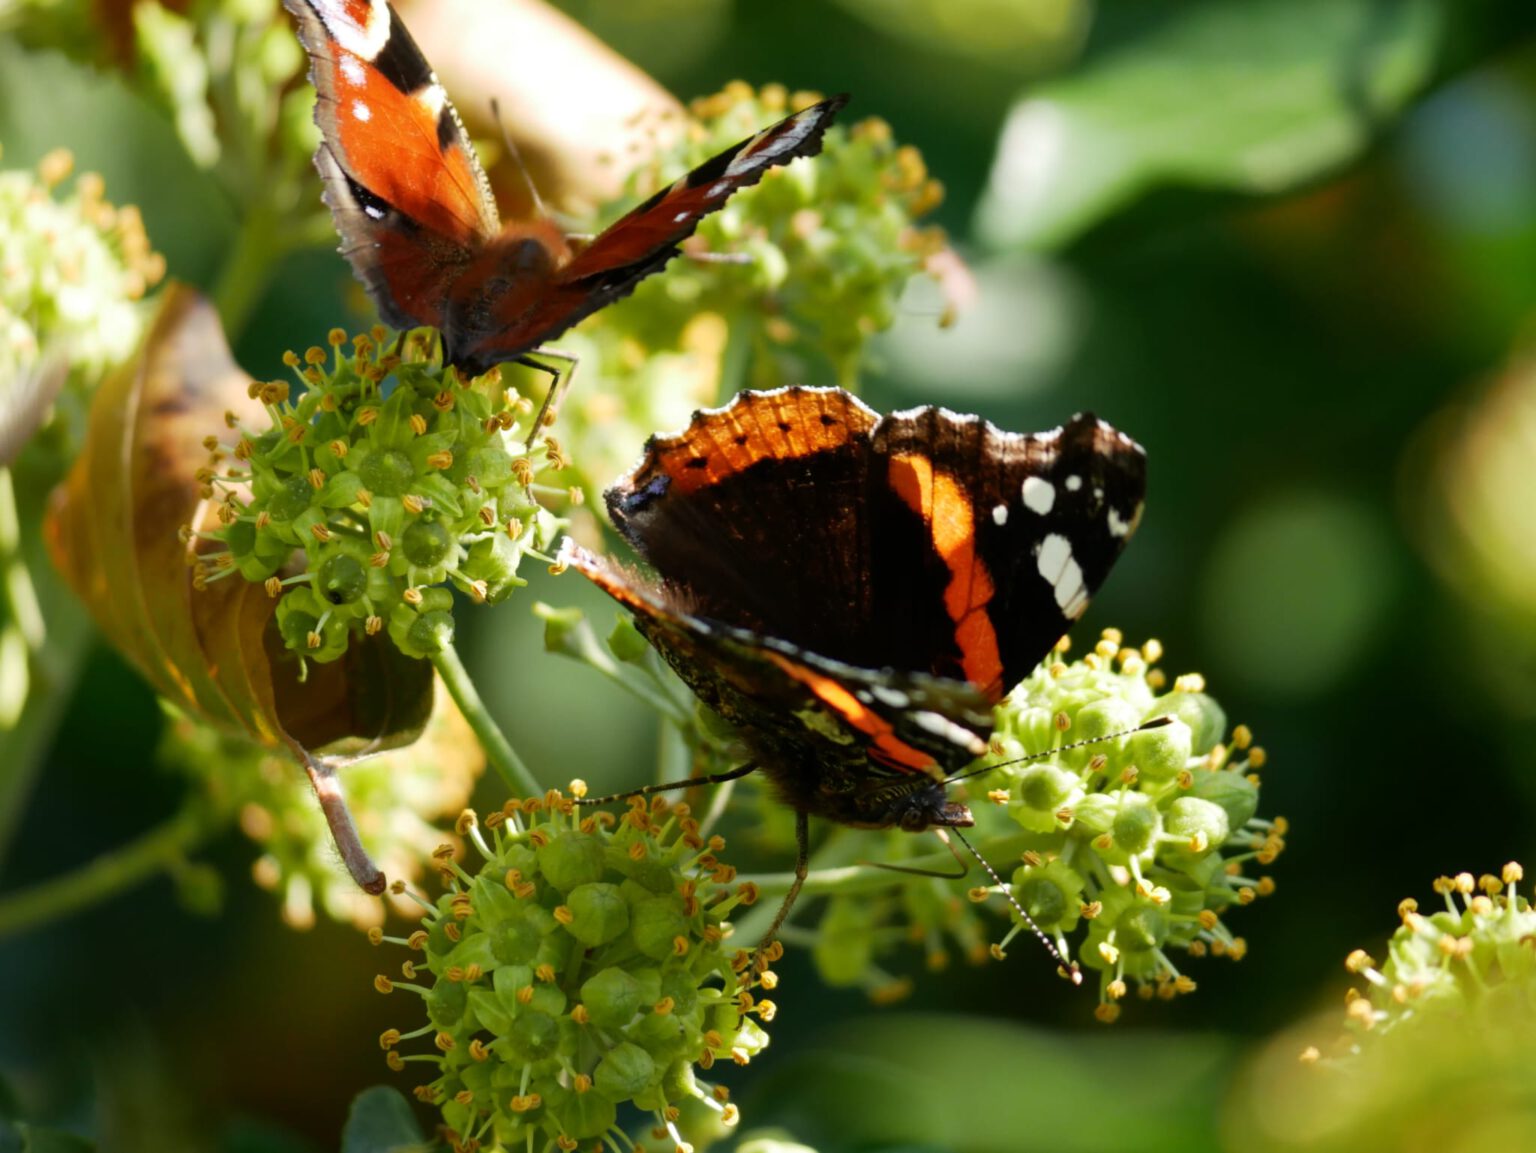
[898,807,931,833]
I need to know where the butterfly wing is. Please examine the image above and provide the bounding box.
[602,388,1147,704]
[457,95,848,365]
[283,0,500,329]
[561,539,990,789]
[871,408,1148,699]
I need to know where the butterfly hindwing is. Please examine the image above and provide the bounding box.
[283,0,499,329]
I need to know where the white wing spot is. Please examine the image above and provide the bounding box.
[1036,533,1089,618]
[339,54,367,88]
[1021,476,1055,515]
[673,211,691,223]
[418,83,447,119]
[1108,506,1132,538]
[911,711,987,754]
[1064,475,1083,493]
[871,685,911,709]
[351,99,371,122]
[320,2,392,60]
[708,180,732,198]
[992,503,1009,526]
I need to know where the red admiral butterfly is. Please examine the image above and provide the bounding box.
[562,386,1147,953]
[283,0,845,402]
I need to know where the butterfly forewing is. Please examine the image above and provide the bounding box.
[284,0,499,328]
[871,409,1147,699]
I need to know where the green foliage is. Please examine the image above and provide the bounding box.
[976,0,1454,249]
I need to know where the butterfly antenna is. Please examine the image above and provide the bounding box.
[490,97,548,219]
[945,715,1173,788]
[948,826,1081,985]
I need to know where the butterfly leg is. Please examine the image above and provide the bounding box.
[571,759,760,807]
[753,808,810,971]
[516,348,579,448]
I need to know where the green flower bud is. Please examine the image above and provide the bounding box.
[1152,690,1227,755]
[1011,859,1085,934]
[1011,764,1080,833]
[401,518,453,567]
[630,894,691,960]
[403,610,454,658]
[1110,794,1161,858]
[357,446,414,497]
[316,552,367,605]
[1128,717,1192,784]
[562,882,629,946]
[537,830,608,892]
[593,1042,656,1099]
[1163,796,1230,850]
[1189,769,1259,829]
[462,532,526,603]
[265,473,313,522]
[580,968,645,1030]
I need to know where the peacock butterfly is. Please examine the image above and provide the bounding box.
[283,0,846,417]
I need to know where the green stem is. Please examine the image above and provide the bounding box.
[431,641,542,798]
[0,805,210,938]
[729,828,1033,942]
[212,201,285,341]
[0,468,44,649]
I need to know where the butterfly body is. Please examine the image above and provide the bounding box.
[284,0,846,379]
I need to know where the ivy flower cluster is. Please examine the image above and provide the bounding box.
[1227,864,1536,1153]
[781,631,1281,1017]
[0,146,164,427]
[1329,863,1536,1050]
[193,328,568,664]
[978,630,1282,1020]
[373,790,773,1153]
[541,81,953,498]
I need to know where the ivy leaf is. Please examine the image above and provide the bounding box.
[976,0,1447,250]
[340,1087,429,1153]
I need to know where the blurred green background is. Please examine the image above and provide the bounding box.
[3,0,1536,1150]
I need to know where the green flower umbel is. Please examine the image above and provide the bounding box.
[1226,864,1536,1153]
[1333,863,1536,1047]
[794,630,1284,1018]
[374,790,772,1153]
[193,329,567,665]
[0,147,165,448]
[981,630,1282,1020]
